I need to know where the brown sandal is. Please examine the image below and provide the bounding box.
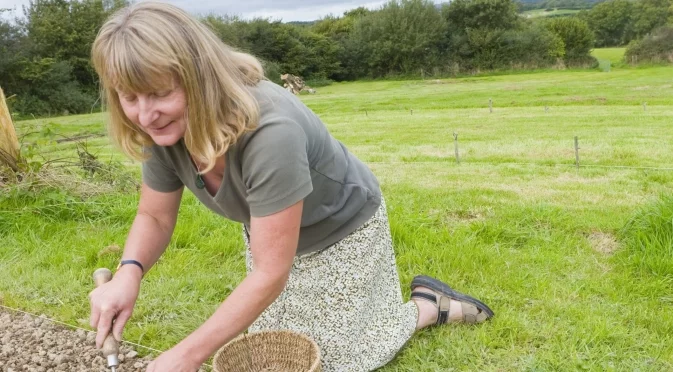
[410,275,494,324]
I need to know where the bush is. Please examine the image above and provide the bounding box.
[8,59,96,118]
[453,24,565,71]
[624,26,673,64]
[584,0,634,47]
[545,17,595,66]
[261,59,284,86]
[618,193,673,278]
[501,24,566,68]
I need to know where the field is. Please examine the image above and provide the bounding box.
[592,48,628,69]
[522,8,581,18]
[2,61,673,370]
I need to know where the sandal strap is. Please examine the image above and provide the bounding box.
[412,291,482,325]
[437,296,452,325]
[438,309,449,325]
[410,291,437,304]
[412,292,450,325]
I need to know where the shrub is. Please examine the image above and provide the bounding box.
[545,17,596,66]
[624,26,673,64]
[500,24,566,68]
[8,59,96,118]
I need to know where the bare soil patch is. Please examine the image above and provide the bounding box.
[0,308,153,372]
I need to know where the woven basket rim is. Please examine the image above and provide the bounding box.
[213,330,321,372]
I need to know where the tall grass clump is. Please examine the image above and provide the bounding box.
[618,193,673,278]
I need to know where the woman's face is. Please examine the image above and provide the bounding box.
[116,82,188,147]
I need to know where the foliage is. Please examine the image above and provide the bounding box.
[545,17,596,65]
[439,0,586,71]
[11,59,95,117]
[624,26,673,64]
[444,0,521,32]
[581,0,634,47]
[630,0,673,39]
[350,0,447,78]
[582,0,673,47]
[0,0,609,117]
[1,0,127,118]
[204,15,341,81]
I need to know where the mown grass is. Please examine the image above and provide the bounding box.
[592,48,628,69]
[2,58,672,370]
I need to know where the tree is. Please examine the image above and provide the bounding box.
[0,16,27,95]
[625,25,673,63]
[312,8,369,39]
[441,0,521,70]
[351,0,447,77]
[311,8,372,80]
[584,0,634,47]
[546,17,595,64]
[22,0,118,88]
[631,0,672,38]
[443,0,520,33]
[203,16,341,81]
[500,24,565,68]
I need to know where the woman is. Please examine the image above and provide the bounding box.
[88,3,494,371]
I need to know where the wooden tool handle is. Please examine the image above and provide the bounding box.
[93,268,113,287]
[92,268,120,359]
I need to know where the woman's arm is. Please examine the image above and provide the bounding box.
[171,200,303,365]
[91,183,183,347]
[117,183,184,279]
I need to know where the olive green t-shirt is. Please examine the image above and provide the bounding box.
[142,80,382,255]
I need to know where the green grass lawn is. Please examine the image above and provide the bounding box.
[592,48,628,69]
[2,66,673,370]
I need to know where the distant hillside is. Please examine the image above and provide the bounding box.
[282,1,594,24]
[519,0,602,11]
[519,0,601,4]
[285,2,449,24]
[522,8,581,17]
[286,21,315,27]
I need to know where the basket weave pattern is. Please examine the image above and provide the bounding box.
[214,330,321,372]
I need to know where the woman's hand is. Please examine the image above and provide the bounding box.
[146,346,203,372]
[89,265,142,348]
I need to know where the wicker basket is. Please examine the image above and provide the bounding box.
[213,330,321,372]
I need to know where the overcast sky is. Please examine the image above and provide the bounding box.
[0,0,442,22]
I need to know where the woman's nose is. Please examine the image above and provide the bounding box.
[137,97,159,128]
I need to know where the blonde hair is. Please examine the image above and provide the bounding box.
[91,2,263,172]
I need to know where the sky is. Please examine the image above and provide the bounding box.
[0,0,442,22]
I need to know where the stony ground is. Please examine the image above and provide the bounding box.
[0,308,154,372]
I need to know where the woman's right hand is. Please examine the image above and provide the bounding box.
[89,265,142,348]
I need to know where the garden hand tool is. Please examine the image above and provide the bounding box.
[93,268,120,372]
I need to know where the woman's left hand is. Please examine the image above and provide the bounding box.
[145,346,202,372]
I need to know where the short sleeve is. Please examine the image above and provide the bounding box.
[141,146,184,192]
[242,120,313,217]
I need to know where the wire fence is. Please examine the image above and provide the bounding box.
[366,160,673,171]
[361,133,673,172]
[11,101,673,175]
